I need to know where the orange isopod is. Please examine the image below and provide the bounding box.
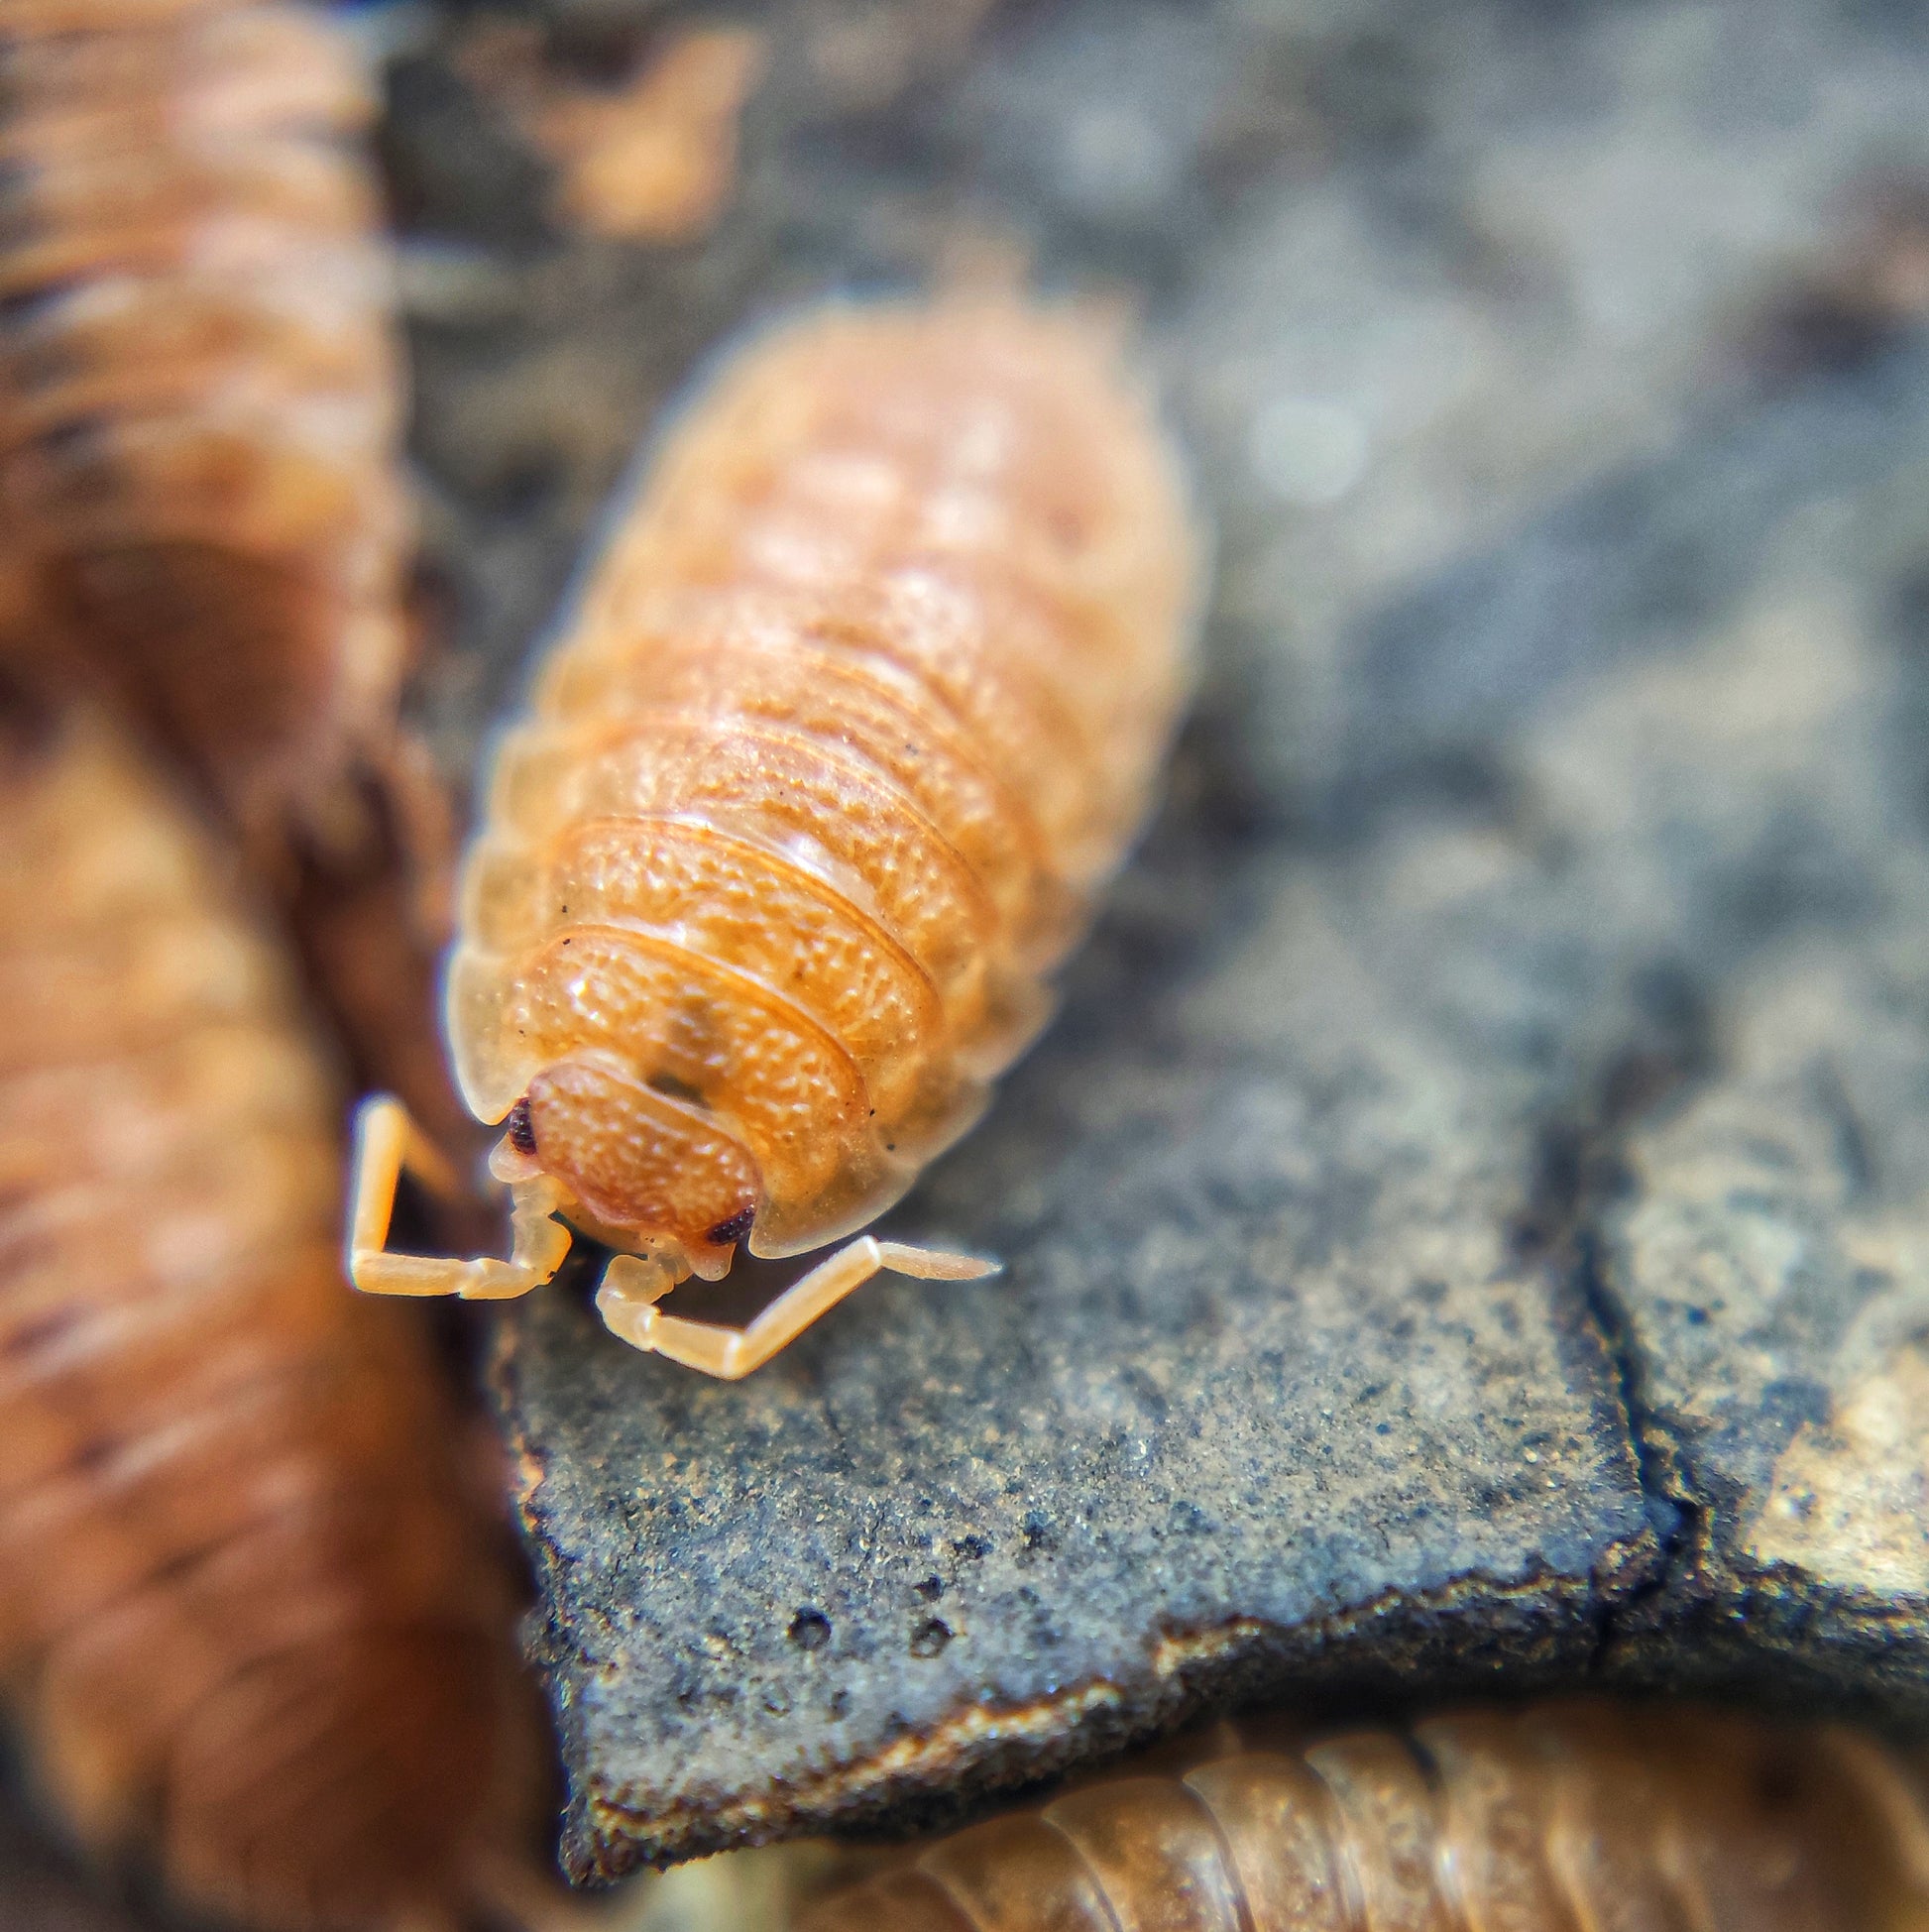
[799,1701,1929,1932]
[0,0,478,1148]
[349,298,1200,1377]
[0,0,412,848]
[0,685,531,1930]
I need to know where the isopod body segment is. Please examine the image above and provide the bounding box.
[0,0,477,1148]
[0,695,530,1931]
[800,1701,1929,1932]
[351,298,1203,1375]
[0,0,413,845]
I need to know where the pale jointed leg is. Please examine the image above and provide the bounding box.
[594,1237,998,1379]
[346,1093,574,1300]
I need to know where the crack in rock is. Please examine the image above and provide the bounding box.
[406,0,1929,1870]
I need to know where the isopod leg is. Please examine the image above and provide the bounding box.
[346,1094,573,1300]
[595,1237,998,1379]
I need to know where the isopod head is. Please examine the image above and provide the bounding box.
[486,1054,761,1284]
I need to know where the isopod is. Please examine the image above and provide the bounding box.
[350,297,1200,1377]
[799,1700,1929,1931]
[0,687,530,1930]
[0,0,412,847]
[0,0,471,1141]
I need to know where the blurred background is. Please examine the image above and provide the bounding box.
[376,0,1929,818]
[11,0,1929,1923]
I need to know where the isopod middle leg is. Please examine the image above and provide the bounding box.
[347,1094,574,1300]
[595,1237,998,1378]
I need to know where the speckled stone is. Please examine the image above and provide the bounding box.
[384,0,1929,1884]
[491,815,1661,1873]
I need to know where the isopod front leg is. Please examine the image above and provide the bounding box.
[595,1237,998,1379]
[346,1094,574,1300]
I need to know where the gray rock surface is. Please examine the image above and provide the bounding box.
[381,0,1929,1882]
[493,823,1661,1871]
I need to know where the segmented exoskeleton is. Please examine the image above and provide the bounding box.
[0,692,529,1930]
[351,298,1200,1377]
[0,0,409,842]
[0,0,470,1148]
[800,1701,1929,1931]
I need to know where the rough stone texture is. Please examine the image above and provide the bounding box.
[495,825,1661,1871]
[375,0,1929,1883]
[1584,596,1929,1701]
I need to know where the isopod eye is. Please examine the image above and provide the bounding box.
[705,1205,756,1247]
[506,1096,537,1156]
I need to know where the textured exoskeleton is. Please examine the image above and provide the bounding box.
[0,0,467,1146]
[351,298,1201,1377]
[801,1701,1929,1932]
[0,693,531,1930]
[0,0,409,839]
